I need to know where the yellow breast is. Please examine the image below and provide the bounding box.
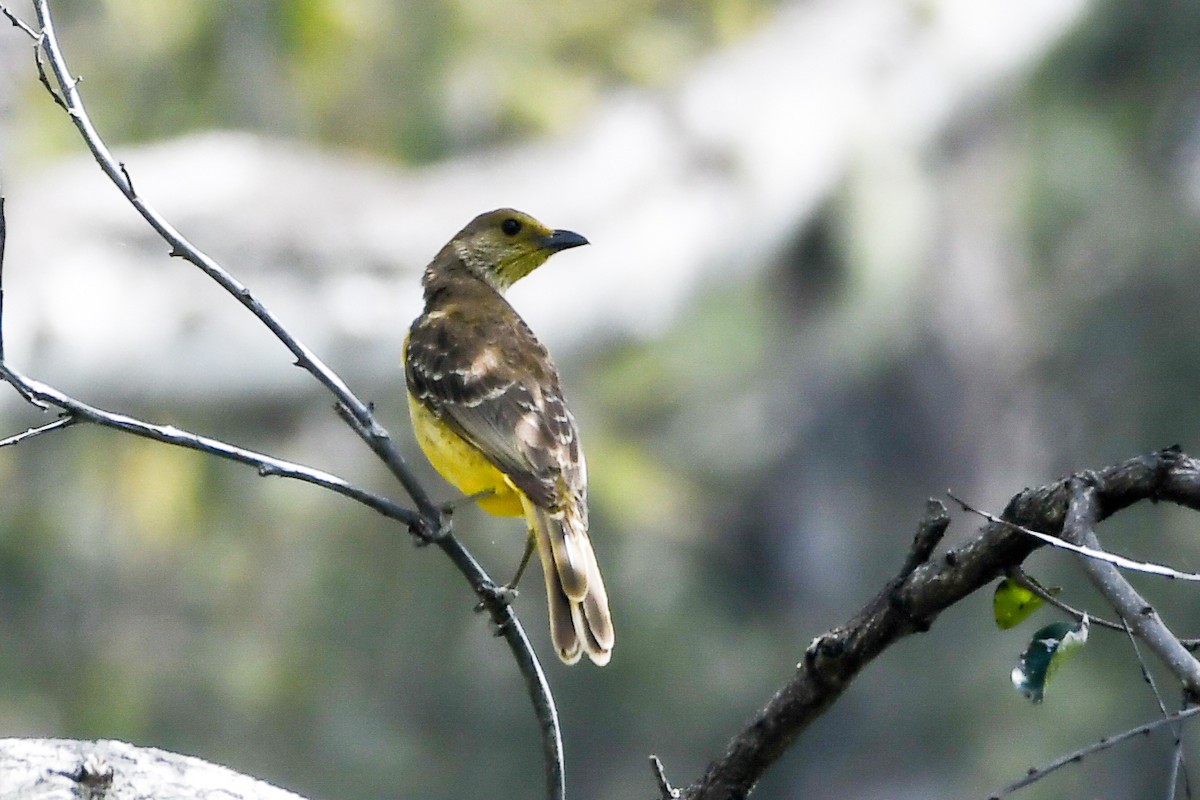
[406,391,525,517]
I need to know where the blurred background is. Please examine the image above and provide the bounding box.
[2,0,1200,797]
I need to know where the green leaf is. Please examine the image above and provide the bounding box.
[1011,615,1090,703]
[993,578,1044,629]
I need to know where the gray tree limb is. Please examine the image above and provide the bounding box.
[682,447,1200,800]
[0,738,307,800]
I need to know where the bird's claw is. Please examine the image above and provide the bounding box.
[408,510,453,547]
[474,581,519,613]
[435,509,454,540]
[414,491,491,546]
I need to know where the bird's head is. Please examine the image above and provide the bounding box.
[445,208,589,292]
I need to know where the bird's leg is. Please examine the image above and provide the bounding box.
[504,530,537,594]
[473,530,534,613]
[440,488,496,516]
[424,488,495,542]
[412,489,497,546]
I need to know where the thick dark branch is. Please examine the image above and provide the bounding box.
[682,447,1200,800]
[679,501,951,800]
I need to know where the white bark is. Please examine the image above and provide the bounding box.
[0,739,306,800]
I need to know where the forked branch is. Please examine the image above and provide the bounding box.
[0,3,565,798]
[683,448,1200,799]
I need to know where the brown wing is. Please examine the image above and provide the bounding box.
[406,301,586,514]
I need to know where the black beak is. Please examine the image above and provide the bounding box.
[542,229,589,252]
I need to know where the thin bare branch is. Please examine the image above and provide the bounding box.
[0,4,36,39]
[1007,568,1125,632]
[987,705,1200,799]
[7,6,566,797]
[951,491,1200,582]
[27,0,438,523]
[1166,699,1191,800]
[0,364,421,528]
[1122,617,1174,722]
[0,414,76,447]
[1116,619,1194,798]
[1168,739,1185,800]
[650,756,680,800]
[33,37,67,111]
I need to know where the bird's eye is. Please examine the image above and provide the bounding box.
[501,218,522,236]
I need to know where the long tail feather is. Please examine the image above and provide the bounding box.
[532,507,582,664]
[581,552,614,654]
[524,498,614,666]
[544,509,589,601]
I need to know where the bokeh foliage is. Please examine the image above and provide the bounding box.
[19,0,769,162]
[6,1,1200,799]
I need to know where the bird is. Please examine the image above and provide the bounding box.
[404,208,614,666]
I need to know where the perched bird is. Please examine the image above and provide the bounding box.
[404,209,614,666]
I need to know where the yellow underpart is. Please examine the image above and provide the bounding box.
[407,390,525,517]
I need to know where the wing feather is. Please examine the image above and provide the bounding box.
[406,299,585,513]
